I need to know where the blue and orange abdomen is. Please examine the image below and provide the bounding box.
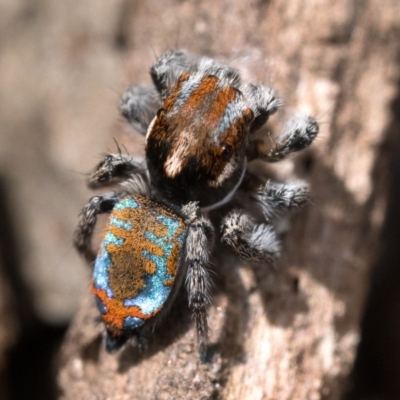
[92,195,186,338]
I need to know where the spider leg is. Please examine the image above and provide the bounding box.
[150,49,241,99]
[182,203,214,349]
[221,211,280,266]
[241,83,283,132]
[252,180,310,219]
[119,84,161,135]
[150,49,199,100]
[73,192,121,261]
[247,113,319,162]
[88,153,147,189]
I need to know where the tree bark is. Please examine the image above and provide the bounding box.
[59,1,400,399]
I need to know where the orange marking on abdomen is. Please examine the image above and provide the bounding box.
[93,286,162,334]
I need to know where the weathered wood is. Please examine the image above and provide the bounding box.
[59,0,400,399]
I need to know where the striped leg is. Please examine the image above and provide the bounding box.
[73,192,120,261]
[221,211,280,266]
[248,114,319,162]
[183,203,214,350]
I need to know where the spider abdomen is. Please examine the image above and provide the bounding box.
[92,195,187,349]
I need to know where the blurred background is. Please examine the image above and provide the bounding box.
[0,1,399,399]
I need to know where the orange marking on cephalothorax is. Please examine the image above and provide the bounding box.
[218,113,249,148]
[204,86,237,127]
[163,73,191,112]
[243,107,253,123]
[179,76,219,117]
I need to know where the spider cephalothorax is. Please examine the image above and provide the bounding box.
[146,72,253,207]
[74,49,318,353]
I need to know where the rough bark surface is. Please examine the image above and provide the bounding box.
[57,1,400,399]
